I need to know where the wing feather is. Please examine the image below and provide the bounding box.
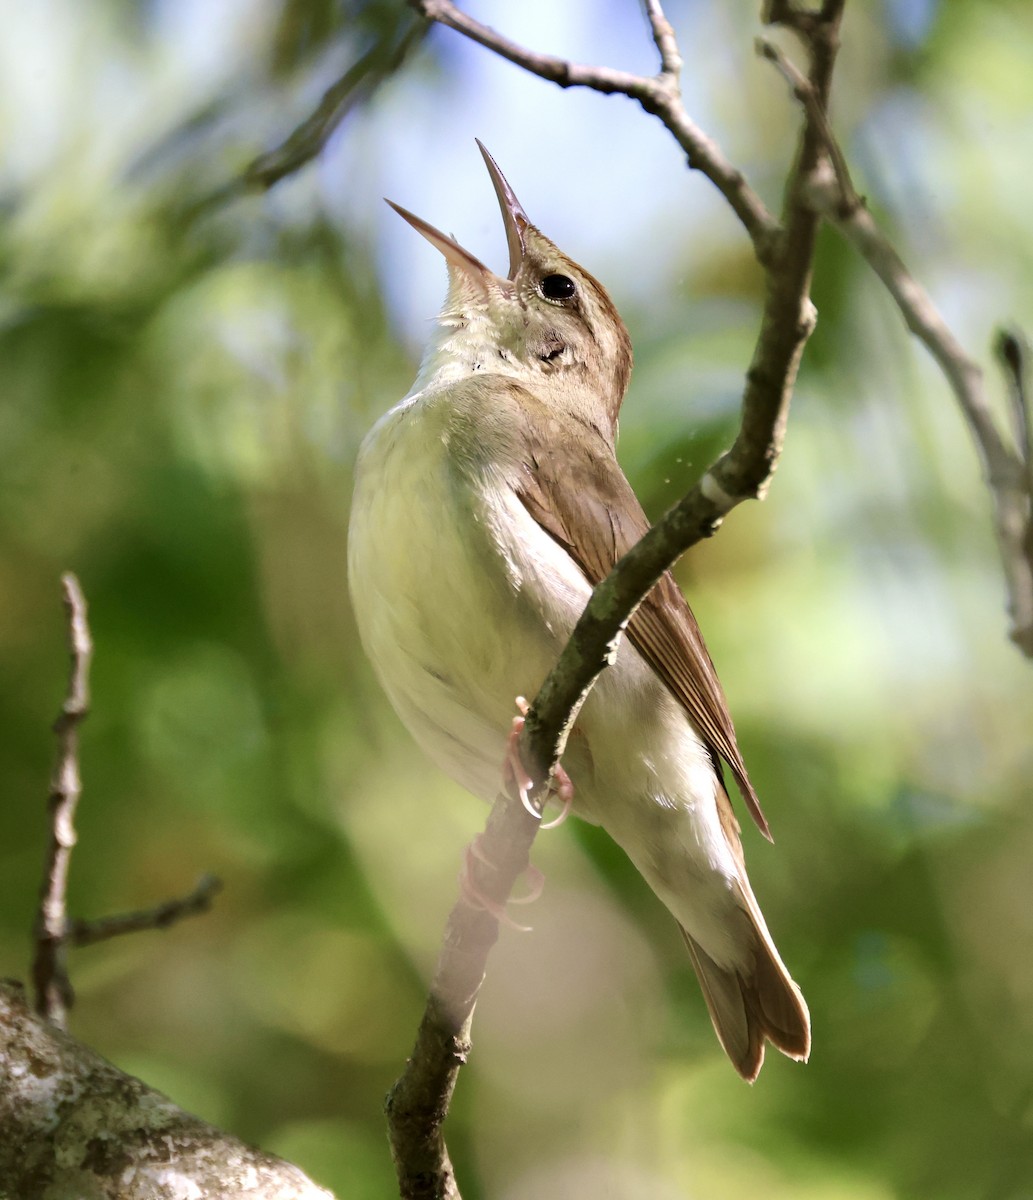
[514,398,771,839]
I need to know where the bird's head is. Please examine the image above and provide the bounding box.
[387,141,632,440]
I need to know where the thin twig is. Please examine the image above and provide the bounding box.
[386,5,848,1195]
[184,18,428,219]
[32,574,93,1028]
[68,875,224,948]
[644,0,682,77]
[414,0,646,92]
[694,0,844,515]
[997,329,1033,498]
[757,36,857,208]
[243,19,428,191]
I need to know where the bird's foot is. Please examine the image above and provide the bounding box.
[541,762,573,830]
[504,697,536,817]
[505,696,574,829]
[458,834,544,932]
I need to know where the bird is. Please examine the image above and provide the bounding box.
[347,142,810,1082]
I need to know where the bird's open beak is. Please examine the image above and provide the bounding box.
[384,198,491,281]
[385,141,529,288]
[475,139,528,280]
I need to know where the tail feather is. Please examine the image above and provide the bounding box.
[680,923,810,1084]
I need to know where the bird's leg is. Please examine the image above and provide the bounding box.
[505,696,574,829]
[541,763,573,830]
[458,835,544,932]
[504,697,536,817]
[458,694,573,930]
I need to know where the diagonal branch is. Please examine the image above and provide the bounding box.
[185,17,428,219]
[761,41,1033,655]
[0,981,335,1199]
[386,4,848,1196]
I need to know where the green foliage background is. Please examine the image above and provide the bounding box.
[2,1,1032,1196]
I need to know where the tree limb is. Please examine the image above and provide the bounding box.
[11,589,321,1195]
[385,4,847,1195]
[0,980,334,1200]
[761,43,1033,655]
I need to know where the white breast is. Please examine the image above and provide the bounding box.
[348,387,590,800]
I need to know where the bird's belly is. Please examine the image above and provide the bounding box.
[348,403,580,799]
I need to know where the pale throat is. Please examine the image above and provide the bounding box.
[412,303,528,394]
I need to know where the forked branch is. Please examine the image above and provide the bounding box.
[760,37,1033,654]
[30,575,223,1030]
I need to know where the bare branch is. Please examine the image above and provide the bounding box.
[412,0,644,91]
[699,3,844,512]
[779,95,1033,654]
[32,573,93,1028]
[644,0,683,77]
[757,36,857,206]
[68,875,224,948]
[997,329,1033,496]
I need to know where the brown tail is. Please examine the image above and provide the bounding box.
[680,922,810,1083]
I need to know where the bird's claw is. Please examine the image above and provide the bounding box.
[540,762,573,829]
[505,696,574,827]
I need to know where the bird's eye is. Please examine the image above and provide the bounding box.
[539,274,577,301]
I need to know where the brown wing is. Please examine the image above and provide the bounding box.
[515,408,771,840]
